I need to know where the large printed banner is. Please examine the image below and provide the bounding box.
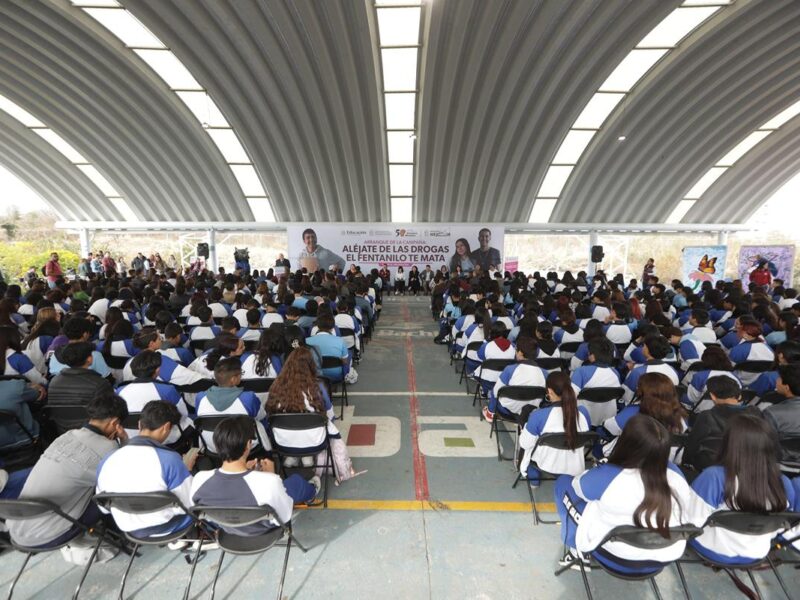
[737,245,795,284]
[287,224,504,275]
[682,245,728,291]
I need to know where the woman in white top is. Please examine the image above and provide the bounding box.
[394,266,406,296]
[554,414,705,573]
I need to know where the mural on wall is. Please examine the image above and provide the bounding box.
[737,245,795,284]
[682,245,728,291]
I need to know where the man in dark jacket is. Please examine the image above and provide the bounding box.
[683,376,762,475]
[765,364,800,474]
[48,343,114,433]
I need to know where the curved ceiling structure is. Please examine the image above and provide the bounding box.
[0,0,248,221]
[124,0,388,223]
[554,0,800,223]
[0,0,797,226]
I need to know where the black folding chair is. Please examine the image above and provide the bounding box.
[188,505,309,600]
[458,342,483,388]
[0,410,42,471]
[680,511,800,600]
[734,360,775,386]
[449,331,464,368]
[512,431,598,525]
[241,377,275,394]
[471,359,516,409]
[93,491,203,600]
[195,415,267,468]
[103,355,130,371]
[338,327,360,364]
[267,413,334,508]
[243,339,259,353]
[320,356,349,420]
[558,341,582,359]
[0,498,115,600]
[555,524,702,600]
[175,379,215,395]
[190,338,216,357]
[576,387,625,426]
[45,404,89,434]
[535,357,569,372]
[490,386,546,461]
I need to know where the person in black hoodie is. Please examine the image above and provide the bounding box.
[682,376,761,477]
[764,364,800,475]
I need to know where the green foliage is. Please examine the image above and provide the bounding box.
[1,223,17,240]
[0,242,80,282]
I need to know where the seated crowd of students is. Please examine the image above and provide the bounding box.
[0,261,381,554]
[432,267,800,575]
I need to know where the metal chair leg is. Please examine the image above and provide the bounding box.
[72,532,104,600]
[276,535,292,600]
[526,478,539,525]
[323,446,332,508]
[118,543,139,600]
[649,577,663,600]
[289,531,309,553]
[7,552,32,600]
[767,555,792,600]
[209,550,225,600]
[182,538,204,600]
[746,569,762,599]
[674,561,693,600]
[578,559,594,600]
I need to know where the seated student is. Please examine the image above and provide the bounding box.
[680,308,718,344]
[159,322,195,366]
[553,309,584,359]
[518,372,591,485]
[683,376,762,474]
[238,308,264,342]
[207,289,231,319]
[474,322,515,386]
[334,300,361,353]
[7,393,127,549]
[570,338,623,426]
[116,350,194,450]
[232,298,258,328]
[189,333,247,379]
[728,316,775,385]
[601,373,688,461]
[191,416,318,535]
[296,300,318,334]
[690,413,794,564]
[0,378,45,451]
[267,347,351,470]
[554,414,704,570]
[764,364,800,475]
[0,326,47,386]
[664,326,706,372]
[49,315,111,378]
[121,327,202,387]
[461,307,493,372]
[96,401,196,536]
[603,302,634,346]
[449,303,475,353]
[306,314,350,382]
[589,290,611,322]
[260,302,284,328]
[621,335,679,404]
[766,311,797,348]
[196,357,268,454]
[570,319,606,371]
[482,337,548,423]
[189,306,221,343]
[48,342,114,432]
[684,346,740,410]
[750,340,800,398]
[21,307,60,375]
[241,328,283,381]
[534,321,561,364]
[220,316,239,336]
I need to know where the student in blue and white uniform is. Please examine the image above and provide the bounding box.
[589,290,611,322]
[690,413,794,565]
[519,372,591,485]
[601,373,687,461]
[461,307,493,373]
[683,346,740,411]
[237,309,264,342]
[570,320,607,371]
[96,401,195,537]
[242,329,284,381]
[196,357,268,454]
[335,301,361,353]
[121,327,203,389]
[116,350,194,449]
[765,311,797,348]
[159,323,195,366]
[0,327,48,386]
[553,309,584,361]
[20,309,60,376]
[621,335,679,404]
[750,340,800,399]
[191,416,318,537]
[473,322,516,391]
[728,316,775,386]
[554,414,705,572]
[189,333,248,379]
[571,338,622,426]
[483,337,548,422]
[188,306,222,343]
[450,304,476,355]
[306,314,350,382]
[680,309,718,344]
[261,303,285,328]
[533,321,561,368]
[603,302,635,346]
[97,320,139,382]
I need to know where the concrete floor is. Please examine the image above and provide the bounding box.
[2,295,799,599]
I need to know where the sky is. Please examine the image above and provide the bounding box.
[0,164,49,215]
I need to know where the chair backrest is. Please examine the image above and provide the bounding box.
[705,510,800,536]
[684,361,707,373]
[536,431,598,451]
[241,378,274,393]
[496,385,546,402]
[477,359,516,377]
[121,412,142,430]
[599,524,702,550]
[559,341,582,354]
[243,340,259,353]
[320,356,344,370]
[190,339,216,353]
[535,357,567,371]
[104,355,130,370]
[465,341,483,354]
[267,412,327,453]
[176,379,215,394]
[577,387,624,403]
[734,360,774,374]
[45,404,88,429]
[0,497,71,522]
[194,415,261,454]
[338,327,355,338]
[190,504,285,528]
[94,490,189,515]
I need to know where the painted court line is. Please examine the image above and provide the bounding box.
[347,391,464,397]
[300,499,556,513]
[403,301,430,501]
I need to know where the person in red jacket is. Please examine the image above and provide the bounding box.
[749,260,772,289]
[44,252,62,289]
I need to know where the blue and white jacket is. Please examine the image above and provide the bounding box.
[491,362,548,414]
[571,364,622,426]
[518,403,591,476]
[622,360,679,404]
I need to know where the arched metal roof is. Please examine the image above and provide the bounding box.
[1,0,797,226]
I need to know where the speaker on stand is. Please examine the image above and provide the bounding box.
[197,243,209,258]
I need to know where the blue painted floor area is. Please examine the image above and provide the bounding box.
[1,296,800,598]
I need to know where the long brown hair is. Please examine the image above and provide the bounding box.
[608,414,675,538]
[266,347,323,414]
[637,373,686,434]
[719,413,787,513]
[22,307,59,348]
[546,372,579,449]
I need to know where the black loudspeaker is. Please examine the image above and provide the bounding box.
[197,243,209,258]
[591,245,604,263]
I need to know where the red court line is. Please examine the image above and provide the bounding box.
[403,303,429,501]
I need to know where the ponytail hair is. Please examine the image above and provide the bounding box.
[205,332,241,371]
[546,372,578,449]
[474,307,492,341]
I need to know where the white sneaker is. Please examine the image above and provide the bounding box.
[168,540,189,551]
[301,456,315,467]
[558,549,591,571]
[283,457,300,468]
